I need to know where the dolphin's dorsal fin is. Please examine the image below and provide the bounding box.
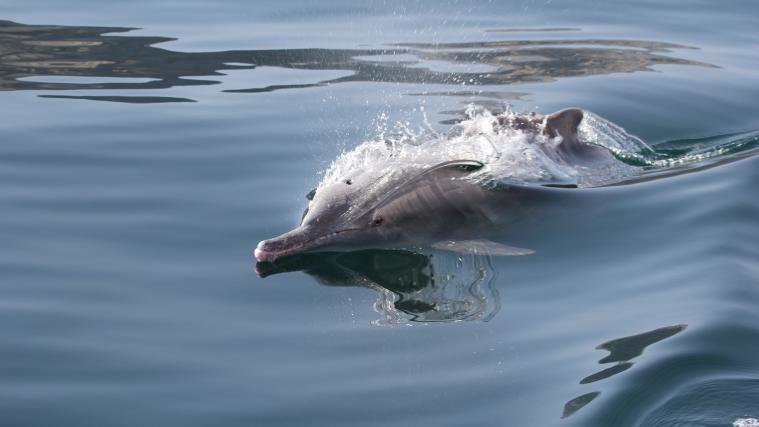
[432,239,534,256]
[543,108,607,163]
[545,108,583,144]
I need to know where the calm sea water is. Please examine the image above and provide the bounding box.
[2,1,759,426]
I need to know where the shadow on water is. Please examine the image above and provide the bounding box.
[562,324,687,419]
[256,249,500,325]
[0,20,714,103]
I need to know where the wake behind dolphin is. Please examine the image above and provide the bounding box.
[255,105,758,262]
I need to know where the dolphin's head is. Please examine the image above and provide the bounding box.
[254,159,488,262]
[254,173,404,262]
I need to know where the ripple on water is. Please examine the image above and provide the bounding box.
[640,378,759,427]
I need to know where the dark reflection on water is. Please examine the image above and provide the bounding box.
[595,324,686,365]
[563,392,602,419]
[0,20,712,103]
[256,249,499,324]
[38,94,196,103]
[562,325,687,419]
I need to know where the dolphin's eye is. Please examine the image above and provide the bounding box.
[371,217,384,227]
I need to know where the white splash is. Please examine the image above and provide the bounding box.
[318,105,648,194]
[734,418,759,427]
[578,111,656,164]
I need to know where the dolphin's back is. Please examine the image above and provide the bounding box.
[370,161,563,241]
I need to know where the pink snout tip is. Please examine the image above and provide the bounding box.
[254,241,272,262]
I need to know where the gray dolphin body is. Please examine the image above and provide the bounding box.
[255,108,610,262]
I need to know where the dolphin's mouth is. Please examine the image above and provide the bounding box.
[254,241,306,263]
[254,227,360,262]
[253,243,284,263]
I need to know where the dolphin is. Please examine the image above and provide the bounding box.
[255,108,606,262]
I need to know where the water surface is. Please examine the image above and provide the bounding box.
[2,1,759,426]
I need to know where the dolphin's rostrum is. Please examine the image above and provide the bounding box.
[255,108,607,262]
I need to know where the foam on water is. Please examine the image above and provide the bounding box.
[318,105,647,194]
[318,106,759,197]
[580,111,759,169]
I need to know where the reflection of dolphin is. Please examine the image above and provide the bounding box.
[255,108,604,261]
[256,249,500,324]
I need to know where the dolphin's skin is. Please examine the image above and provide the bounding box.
[255,108,605,262]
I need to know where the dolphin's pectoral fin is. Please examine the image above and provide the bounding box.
[432,239,535,256]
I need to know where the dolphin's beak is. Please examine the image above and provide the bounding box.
[255,225,352,262]
[255,226,311,262]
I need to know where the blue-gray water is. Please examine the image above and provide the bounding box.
[2,1,759,426]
